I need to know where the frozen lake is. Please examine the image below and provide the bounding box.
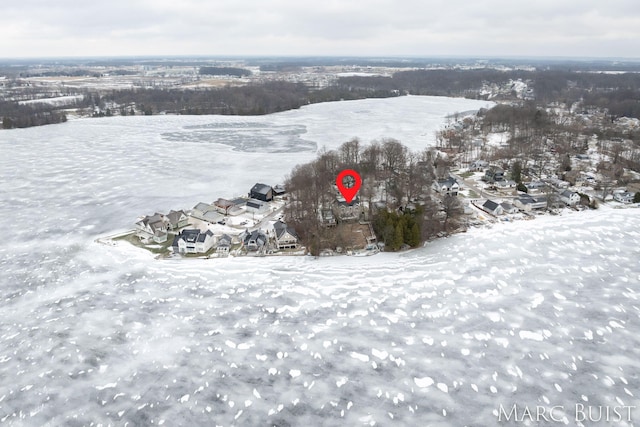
[1,96,639,426]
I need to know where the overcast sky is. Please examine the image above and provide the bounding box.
[2,0,639,59]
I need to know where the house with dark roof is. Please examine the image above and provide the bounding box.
[246,199,270,214]
[482,199,503,216]
[432,177,460,196]
[470,160,489,171]
[172,229,200,254]
[559,190,580,206]
[195,230,215,253]
[482,167,505,183]
[172,229,215,254]
[243,230,268,251]
[217,234,232,254]
[273,221,298,249]
[249,183,274,202]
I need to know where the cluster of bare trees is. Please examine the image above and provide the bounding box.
[284,138,465,253]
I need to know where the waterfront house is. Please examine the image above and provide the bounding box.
[217,234,232,254]
[482,199,504,216]
[614,192,635,203]
[135,213,168,243]
[559,190,580,206]
[244,230,268,251]
[249,183,274,202]
[273,220,299,249]
[166,210,188,230]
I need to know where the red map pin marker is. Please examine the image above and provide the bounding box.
[336,169,362,203]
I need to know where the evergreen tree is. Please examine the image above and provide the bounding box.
[511,161,522,183]
[634,192,640,203]
[393,223,404,250]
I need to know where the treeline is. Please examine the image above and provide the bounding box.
[199,67,252,77]
[337,69,640,119]
[1,80,398,129]
[89,82,398,116]
[0,101,68,128]
[284,138,463,254]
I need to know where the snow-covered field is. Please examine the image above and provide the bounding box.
[1,96,640,426]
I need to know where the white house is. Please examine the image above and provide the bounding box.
[273,220,299,249]
[470,160,489,171]
[172,229,214,254]
[482,199,504,216]
[195,230,215,253]
[614,192,635,203]
[216,234,232,254]
[514,195,548,212]
[559,190,580,206]
[500,201,518,214]
[432,177,460,196]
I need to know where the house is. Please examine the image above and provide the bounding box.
[273,221,299,249]
[432,177,460,196]
[195,230,215,253]
[246,199,270,214]
[190,202,215,221]
[495,179,516,189]
[135,213,168,243]
[524,181,546,193]
[217,234,232,254]
[320,209,337,227]
[249,183,274,202]
[172,229,200,254]
[202,210,225,224]
[172,229,215,254]
[273,184,286,196]
[470,160,489,171]
[514,195,548,212]
[482,199,504,216]
[614,192,635,203]
[166,210,188,230]
[334,197,361,222]
[213,198,235,215]
[482,167,505,183]
[243,230,268,251]
[500,201,518,214]
[559,190,580,206]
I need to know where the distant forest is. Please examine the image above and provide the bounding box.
[3,65,640,129]
[199,67,252,77]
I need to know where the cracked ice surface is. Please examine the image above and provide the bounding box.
[1,97,639,425]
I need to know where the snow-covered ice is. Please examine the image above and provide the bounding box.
[1,96,639,425]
